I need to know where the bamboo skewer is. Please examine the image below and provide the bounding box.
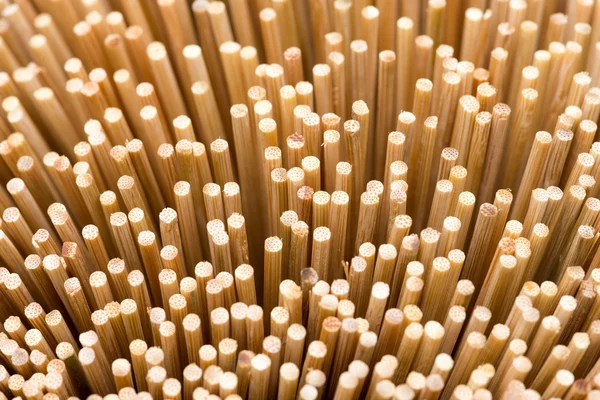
[0,1,596,398]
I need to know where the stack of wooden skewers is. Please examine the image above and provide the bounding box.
[0,0,599,398]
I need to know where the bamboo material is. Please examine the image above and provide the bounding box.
[460,203,499,292]
[0,1,596,398]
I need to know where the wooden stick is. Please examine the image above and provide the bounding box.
[395,17,415,115]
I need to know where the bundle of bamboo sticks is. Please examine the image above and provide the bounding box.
[0,0,599,398]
